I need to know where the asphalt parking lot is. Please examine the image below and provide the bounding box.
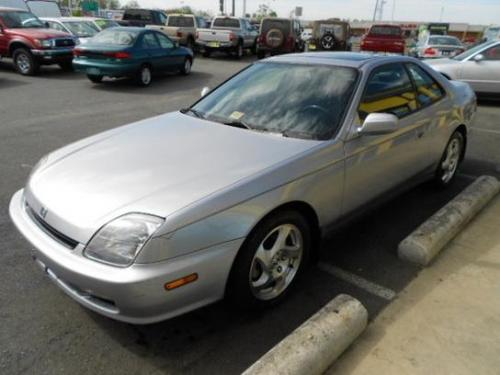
[1,55,500,375]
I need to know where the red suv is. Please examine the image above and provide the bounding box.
[256,17,304,59]
[0,7,76,75]
[360,24,405,54]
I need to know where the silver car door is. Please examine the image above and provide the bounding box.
[460,44,500,93]
[343,63,422,214]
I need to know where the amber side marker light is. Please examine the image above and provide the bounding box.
[164,273,198,291]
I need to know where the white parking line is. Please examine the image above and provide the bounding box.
[318,262,397,301]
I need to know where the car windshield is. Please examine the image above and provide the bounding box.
[89,29,138,45]
[0,11,45,28]
[190,62,358,140]
[453,41,496,60]
[63,21,98,37]
[369,26,401,36]
[429,36,460,46]
[94,19,119,30]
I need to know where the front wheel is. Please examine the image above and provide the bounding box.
[13,48,39,76]
[226,211,311,310]
[180,58,192,75]
[434,131,464,187]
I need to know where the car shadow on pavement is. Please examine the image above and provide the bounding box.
[87,71,214,96]
[0,76,29,89]
[87,176,474,375]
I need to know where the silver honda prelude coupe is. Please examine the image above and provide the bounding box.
[10,53,476,324]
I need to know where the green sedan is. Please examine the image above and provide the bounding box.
[73,27,194,86]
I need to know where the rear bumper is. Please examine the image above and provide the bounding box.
[360,45,405,54]
[9,189,243,324]
[73,59,140,77]
[197,40,238,50]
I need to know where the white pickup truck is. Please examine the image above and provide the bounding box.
[147,13,208,50]
[196,16,258,59]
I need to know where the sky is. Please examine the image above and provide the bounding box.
[136,0,500,25]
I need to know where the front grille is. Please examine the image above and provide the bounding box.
[25,203,79,249]
[55,39,76,48]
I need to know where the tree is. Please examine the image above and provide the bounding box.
[253,3,277,21]
[123,0,139,9]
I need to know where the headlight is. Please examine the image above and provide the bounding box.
[39,39,54,48]
[84,213,164,267]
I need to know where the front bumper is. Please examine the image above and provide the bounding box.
[32,48,74,63]
[9,189,243,324]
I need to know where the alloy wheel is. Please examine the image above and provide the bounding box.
[441,137,461,183]
[249,224,303,301]
[16,53,32,74]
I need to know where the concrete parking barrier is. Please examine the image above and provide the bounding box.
[398,175,500,266]
[242,294,368,375]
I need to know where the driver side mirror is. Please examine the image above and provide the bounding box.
[201,87,210,97]
[473,54,485,62]
[357,113,399,136]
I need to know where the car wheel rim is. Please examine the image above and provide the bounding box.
[17,53,31,73]
[141,67,151,85]
[441,138,461,183]
[249,224,303,301]
[184,59,191,73]
[322,36,334,49]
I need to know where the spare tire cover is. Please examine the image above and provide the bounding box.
[320,33,336,50]
[266,28,285,48]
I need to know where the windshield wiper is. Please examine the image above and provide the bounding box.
[222,119,253,130]
[180,108,205,119]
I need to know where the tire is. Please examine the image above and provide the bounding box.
[87,74,103,83]
[58,61,74,71]
[135,64,152,87]
[226,210,311,310]
[233,41,244,59]
[180,57,192,75]
[257,50,266,59]
[320,32,336,50]
[186,37,195,51]
[13,48,39,76]
[434,131,464,188]
[202,49,211,58]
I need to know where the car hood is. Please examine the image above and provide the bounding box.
[7,28,71,39]
[26,112,317,243]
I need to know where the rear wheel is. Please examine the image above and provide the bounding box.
[226,210,311,310]
[87,74,103,83]
[434,131,464,187]
[13,48,39,76]
[234,42,244,59]
[135,64,152,87]
[257,50,266,59]
[180,58,192,75]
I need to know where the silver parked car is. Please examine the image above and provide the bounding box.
[414,35,465,59]
[10,53,476,324]
[425,40,500,94]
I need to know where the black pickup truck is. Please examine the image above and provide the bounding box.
[117,9,167,27]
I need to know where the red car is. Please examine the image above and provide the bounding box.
[0,7,76,75]
[360,24,405,54]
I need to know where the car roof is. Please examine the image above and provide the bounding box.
[266,52,418,69]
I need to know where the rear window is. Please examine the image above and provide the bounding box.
[90,29,138,45]
[212,17,240,28]
[168,16,194,27]
[261,19,291,34]
[429,36,460,46]
[123,9,151,22]
[369,26,402,37]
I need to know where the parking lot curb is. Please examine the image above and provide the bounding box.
[242,294,368,375]
[398,175,500,266]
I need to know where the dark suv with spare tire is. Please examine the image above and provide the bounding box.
[256,17,303,59]
[307,19,351,52]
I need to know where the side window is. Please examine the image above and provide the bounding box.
[156,33,174,49]
[141,33,160,49]
[483,45,500,61]
[49,21,66,32]
[359,63,417,120]
[406,63,445,107]
[158,12,167,25]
